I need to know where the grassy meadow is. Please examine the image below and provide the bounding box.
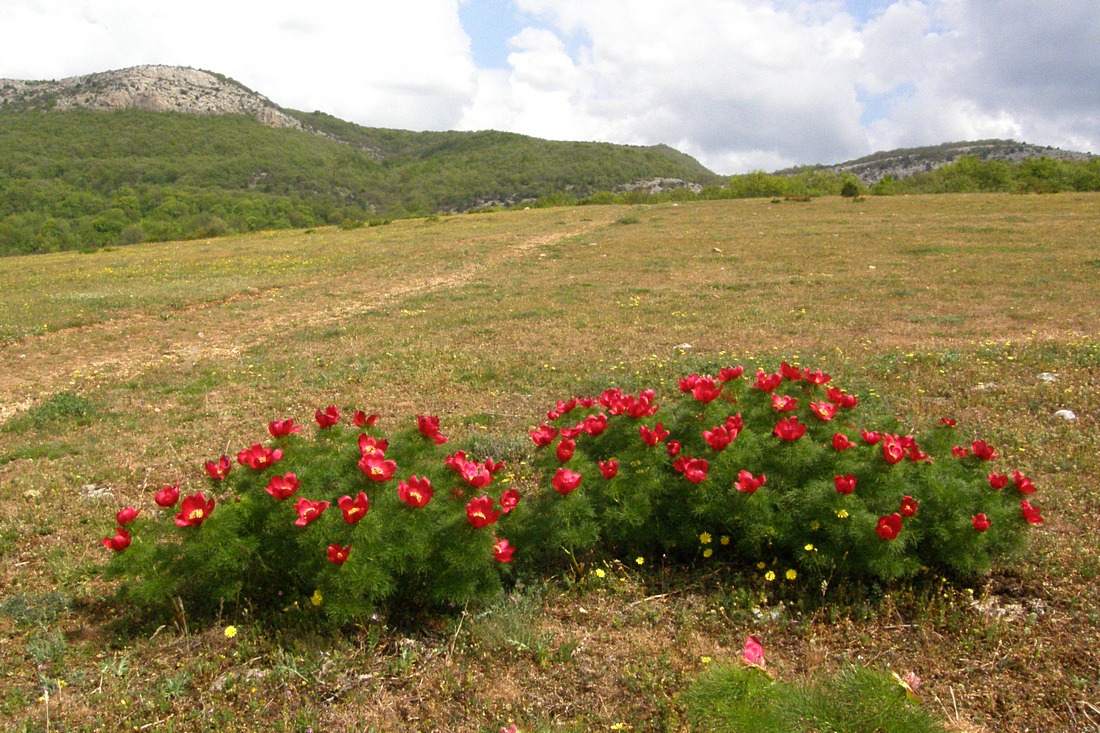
[0,193,1097,731]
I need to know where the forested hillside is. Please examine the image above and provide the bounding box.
[0,108,720,255]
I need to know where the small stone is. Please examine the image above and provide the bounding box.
[1037,372,1058,382]
[1053,409,1077,420]
[674,343,693,351]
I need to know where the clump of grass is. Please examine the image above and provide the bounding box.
[4,391,97,431]
[683,663,947,733]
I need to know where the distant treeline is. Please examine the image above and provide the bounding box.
[1,108,1098,256]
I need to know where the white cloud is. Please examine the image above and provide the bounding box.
[1,0,1097,173]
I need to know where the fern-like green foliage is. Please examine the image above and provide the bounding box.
[103,413,517,624]
[510,362,1040,583]
[683,663,948,733]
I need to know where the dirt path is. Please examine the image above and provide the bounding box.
[0,219,610,426]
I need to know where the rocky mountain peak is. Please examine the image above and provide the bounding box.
[0,65,303,129]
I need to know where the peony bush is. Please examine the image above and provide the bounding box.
[99,362,1044,622]
[511,362,1043,584]
[101,408,519,624]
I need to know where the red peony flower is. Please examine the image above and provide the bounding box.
[753,370,783,392]
[237,444,283,470]
[417,414,449,444]
[972,513,991,532]
[704,424,734,451]
[939,418,958,427]
[771,394,799,412]
[101,525,131,552]
[742,635,765,668]
[552,468,582,495]
[337,492,370,523]
[492,537,515,563]
[204,455,232,480]
[899,495,919,517]
[860,429,883,445]
[773,416,806,441]
[116,506,139,525]
[359,454,397,482]
[556,438,576,463]
[560,426,583,440]
[444,450,468,472]
[826,387,858,408]
[736,470,766,494]
[485,458,506,474]
[598,459,619,479]
[718,365,744,382]
[398,476,433,507]
[810,401,838,421]
[154,482,180,507]
[988,471,1009,490]
[691,376,723,403]
[265,472,300,500]
[353,410,380,428]
[327,543,351,565]
[1012,470,1036,494]
[268,418,301,438]
[834,474,857,494]
[583,413,609,436]
[682,457,709,484]
[678,374,700,393]
[460,461,493,489]
[952,445,971,458]
[667,440,682,458]
[639,422,670,446]
[176,492,215,527]
[832,433,856,451]
[876,513,903,540]
[466,495,500,529]
[293,497,330,527]
[499,487,520,513]
[530,424,558,446]
[780,361,803,381]
[881,436,906,465]
[1020,500,1043,525]
[315,405,340,428]
[726,413,744,435]
[358,434,389,458]
[803,368,831,386]
[971,439,998,461]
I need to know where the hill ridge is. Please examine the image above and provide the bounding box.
[0,65,303,130]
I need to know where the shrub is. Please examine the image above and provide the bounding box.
[97,363,1044,623]
[100,409,519,624]
[510,362,1042,583]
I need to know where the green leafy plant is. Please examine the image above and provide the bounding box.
[511,361,1042,583]
[100,409,519,624]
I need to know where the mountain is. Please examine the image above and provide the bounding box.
[780,139,1097,185]
[0,66,720,255]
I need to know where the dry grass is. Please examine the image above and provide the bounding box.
[0,194,1097,732]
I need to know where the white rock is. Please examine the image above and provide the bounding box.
[1037,372,1058,382]
[1053,409,1077,420]
[674,343,693,351]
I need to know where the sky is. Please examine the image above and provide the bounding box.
[1,0,1097,174]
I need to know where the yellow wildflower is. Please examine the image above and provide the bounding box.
[699,532,712,544]
[311,589,323,606]
[764,571,776,582]
[700,656,712,664]
[757,561,766,570]
[635,556,645,565]
[836,509,849,519]
[786,569,797,581]
[720,536,730,545]
[224,625,238,639]
[703,548,713,558]
[595,568,606,578]
[804,544,816,552]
